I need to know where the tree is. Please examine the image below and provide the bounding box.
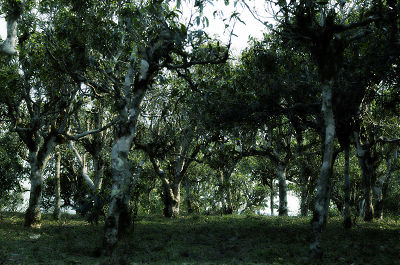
[68,1,230,252]
[274,0,394,258]
[0,0,22,56]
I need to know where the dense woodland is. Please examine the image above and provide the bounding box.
[1,0,400,263]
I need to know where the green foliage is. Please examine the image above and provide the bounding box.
[384,177,400,216]
[0,133,26,211]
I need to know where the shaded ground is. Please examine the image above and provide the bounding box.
[0,212,399,264]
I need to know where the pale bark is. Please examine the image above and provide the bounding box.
[0,3,20,56]
[373,149,397,219]
[163,181,181,218]
[278,163,288,216]
[25,137,57,227]
[354,131,375,221]
[310,80,336,258]
[267,127,290,216]
[53,151,62,221]
[69,141,96,190]
[103,135,136,251]
[343,145,352,228]
[270,179,274,216]
[103,55,147,252]
[25,156,43,227]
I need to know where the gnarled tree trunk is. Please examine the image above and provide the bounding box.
[310,80,335,258]
[354,132,376,222]
[25,156,43,227]
[162,182,181,218]
[103,133,136,252]
[25,137,57,227]
[103,66,146,253]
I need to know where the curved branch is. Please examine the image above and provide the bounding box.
[69,141,95,190]
[64,119,116,140]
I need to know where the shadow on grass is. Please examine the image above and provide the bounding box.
[1,213,399,264]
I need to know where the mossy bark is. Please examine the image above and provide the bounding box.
[310,81,335,259]
[25,139,56,227]
[162,182,181,218]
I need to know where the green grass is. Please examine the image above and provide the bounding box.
[0,213,399,264]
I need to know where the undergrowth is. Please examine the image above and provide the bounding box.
[0,212,399,264]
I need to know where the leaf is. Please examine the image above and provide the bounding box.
[203,17,209,27]
[180,23,187,34]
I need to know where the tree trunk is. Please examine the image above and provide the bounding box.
[343,145,352,228]
[218,169,234,214]
[69,141,96,190]
[270,178,274,216]
[184,178,193,214]
[93,154,104,191]
[354,133,375,222]
[103,135,135,253]
[299,176,310,217]
[53,151,61,221]
[217,171,227,213]
[373,178,385,220]
[225,166,235,214]
[373,149,396,219]
[25,159,43,228]
[0,2,20,56]
[310,80,335,258]
[162,182,181,218]
[103,56,147,253]
[25,138,56,227]
[278,163,288,216]
[361,160,374,222]
[224,178,234,215]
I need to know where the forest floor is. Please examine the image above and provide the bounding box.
[0,212,399,265]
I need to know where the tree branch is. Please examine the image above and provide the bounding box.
[64,119,116,140]
[68,141,96,190]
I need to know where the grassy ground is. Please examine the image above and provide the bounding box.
[0,212,399,265]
